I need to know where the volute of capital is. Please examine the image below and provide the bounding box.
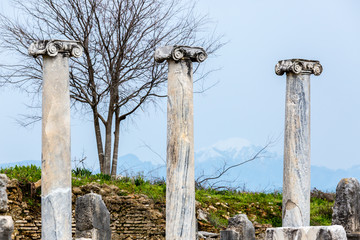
[275,59,322,76]
[154,45,207,63]
[28,40,83,58]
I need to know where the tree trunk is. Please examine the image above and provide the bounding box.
[93,109,105,173]
[103,122,113,175]
[111,111,121,177]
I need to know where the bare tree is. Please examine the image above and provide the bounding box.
[195,141,274,191]
[0,0,223,175]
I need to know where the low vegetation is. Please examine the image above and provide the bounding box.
[0,165,334,229]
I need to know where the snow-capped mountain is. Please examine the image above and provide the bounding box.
[2,137,360,191]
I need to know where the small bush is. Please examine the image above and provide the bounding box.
[134,174,146,186]
[93,173,111,181]
[72,167,92,177]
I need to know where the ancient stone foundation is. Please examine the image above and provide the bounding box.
[265,225,347,240]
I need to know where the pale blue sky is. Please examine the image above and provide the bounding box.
[1,0,360,170]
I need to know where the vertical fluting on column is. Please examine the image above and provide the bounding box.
[29,40,83,240]
[275,59,323,227]
[155,46,207,240]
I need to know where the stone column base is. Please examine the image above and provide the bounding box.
[265,225,346,240]
[348,232,360,240]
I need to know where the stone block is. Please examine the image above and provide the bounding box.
[0,174,9,213]
[0,216,14,240]
[227,214,255,240]
[0,174,9,188]
[220,229,239,240]
[75,193,111,240]
[0,188,8,213]
[348,232,360,240]
[332,178,360,233]
[265,225,347,240]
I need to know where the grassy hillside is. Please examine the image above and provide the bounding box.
[0,165,334,229]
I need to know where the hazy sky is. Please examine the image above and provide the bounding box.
[1,0,360,170]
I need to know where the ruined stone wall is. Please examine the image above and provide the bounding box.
[4,180,166,240]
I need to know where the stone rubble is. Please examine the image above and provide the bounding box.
[265,225,347,240]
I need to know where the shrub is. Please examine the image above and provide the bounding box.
[72,167,92,177]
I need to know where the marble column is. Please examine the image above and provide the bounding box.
[28,40,83,240]
[275,59,322,227]
[155,46,207,240]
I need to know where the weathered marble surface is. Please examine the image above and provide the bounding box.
[275,59,322,227]
[0,174,9,213]
[29,39,83,240]
[166,58,196,240]
[41,53,72,240]
[75,193,111,240]
[332,178,360,233]
[265,225,346,240]
[155,45,207,240]
[0,216,14,240]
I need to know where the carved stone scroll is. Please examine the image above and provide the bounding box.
[275,59,323,76]
[28,40,83,58]
[154,45,207,63]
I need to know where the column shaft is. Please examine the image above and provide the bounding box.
[41,54,72,240]
[166,59,195,240]
[283,72,311,227]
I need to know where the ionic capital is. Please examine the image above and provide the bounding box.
[275,59,322,76]
[28,40,83,58]
[154,45,207,63]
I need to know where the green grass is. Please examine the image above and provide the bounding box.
[310,197,334,225]
[0,165,41,183]
[196,189,283,228]
[0,165,334,228]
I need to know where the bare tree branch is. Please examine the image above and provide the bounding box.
[0,0,224,175]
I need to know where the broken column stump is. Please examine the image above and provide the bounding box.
[75,193,111,240]
[332,178,360,239]
[226,214,255,240]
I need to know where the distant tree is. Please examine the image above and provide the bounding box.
[0,0,223,175]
